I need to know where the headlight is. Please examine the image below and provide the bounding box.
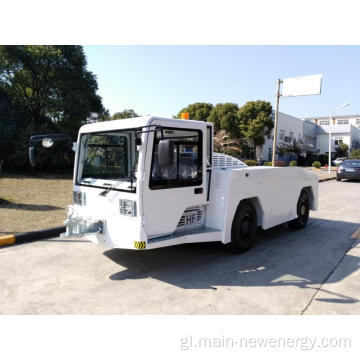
[73,191,86,206]
[119,199,136,216]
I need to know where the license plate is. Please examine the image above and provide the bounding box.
[346,169,355,172]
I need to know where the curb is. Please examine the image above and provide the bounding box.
[0,226,65,247]
[319,177,336,182]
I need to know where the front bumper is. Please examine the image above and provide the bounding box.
[61,216,104,238]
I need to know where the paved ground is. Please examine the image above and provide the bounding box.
[0,179,359,314]
[305,167,337,181]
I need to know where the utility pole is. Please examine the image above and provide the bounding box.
[272,79,282,166]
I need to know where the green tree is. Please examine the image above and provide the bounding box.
[0,88,30,168]
[213,129,243,157]
[207,103,240,137]
[237,101,273,160]
[350,149,360,159]
[111,109,139,120]
[335,142,348,157]
[0,45,104,170]
[0,45,104,138]
[176,102,213,122]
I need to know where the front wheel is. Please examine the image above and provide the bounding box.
[228,201,257,253]
[336,176,341,181]
[288,190,310,230]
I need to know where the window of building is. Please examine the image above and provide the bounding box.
[319,120,330,125]
[150,127,203,190]
[289,132,294,140]
[279,130,284,140]
[334,137,343,146]
[337,119,349,125]
[356,119,360,126]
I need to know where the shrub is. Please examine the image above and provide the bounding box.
[263,160,287,167]
[289,160,297,166]
[318,154,328,166]
[350,149,360,159]
[245,160,258,166]
[312,161,321,168]
[305,154,318,166]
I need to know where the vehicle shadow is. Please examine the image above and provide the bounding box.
[104,218,360,304]
[0,198,63,211]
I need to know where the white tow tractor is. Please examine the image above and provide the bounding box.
[29,116,318,253]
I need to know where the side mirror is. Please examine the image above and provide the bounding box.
[29,146,36,167]
[28,133,73,167]
[158,139,174,167]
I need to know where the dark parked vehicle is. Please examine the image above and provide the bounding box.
[336,159,360,181]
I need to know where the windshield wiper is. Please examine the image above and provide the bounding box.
[99,170,136,196]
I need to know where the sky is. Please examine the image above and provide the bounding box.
[83,46,360,119]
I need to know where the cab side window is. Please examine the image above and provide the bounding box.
[150,128,203,189]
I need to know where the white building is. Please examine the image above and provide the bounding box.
[305,115,360,156]
[261,113,360,161]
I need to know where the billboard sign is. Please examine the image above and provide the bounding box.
[282,74,322,97]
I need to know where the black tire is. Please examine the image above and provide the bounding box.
[288,190,310,230]
[228,201,257,253]
[336,176,341,182]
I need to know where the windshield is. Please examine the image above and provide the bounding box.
[77,130,138,188]
[342,160,360,167]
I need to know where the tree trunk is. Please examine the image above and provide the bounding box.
[256,145,263,165]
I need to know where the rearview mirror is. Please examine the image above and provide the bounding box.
[42,138,54,148]
[29,147,36,167]
[158,139,174,167]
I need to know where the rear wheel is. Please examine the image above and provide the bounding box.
[228,201,257,253]
[288,190,310,230]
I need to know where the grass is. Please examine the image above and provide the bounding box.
[0,172,73,235]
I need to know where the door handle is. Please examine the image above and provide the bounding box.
[194,188,203,194]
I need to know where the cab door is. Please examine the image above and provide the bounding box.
[141,120,208,238]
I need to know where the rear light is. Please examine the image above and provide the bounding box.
[73,191,86,206]
[337,168,345,173]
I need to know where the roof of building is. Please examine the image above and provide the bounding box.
[305,114,360,120]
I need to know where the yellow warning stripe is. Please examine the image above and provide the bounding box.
[134,241,146,250]
[0,235,15,246]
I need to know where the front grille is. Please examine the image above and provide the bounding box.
[176,206,205,231]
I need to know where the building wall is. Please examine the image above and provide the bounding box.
[317,133,351,154]
[350,125,360,150]
[259,113,360,161]
[262,112,304,161]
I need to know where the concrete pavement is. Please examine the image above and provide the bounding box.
[0,179,359,314]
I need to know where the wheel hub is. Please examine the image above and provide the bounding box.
[300,203,306,216]
[241,217,251,235]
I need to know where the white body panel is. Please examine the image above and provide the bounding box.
[206,167,318,245]
[141,118,208,238]
[67,116,318,251]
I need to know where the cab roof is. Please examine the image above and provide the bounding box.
[79,116,211,134]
